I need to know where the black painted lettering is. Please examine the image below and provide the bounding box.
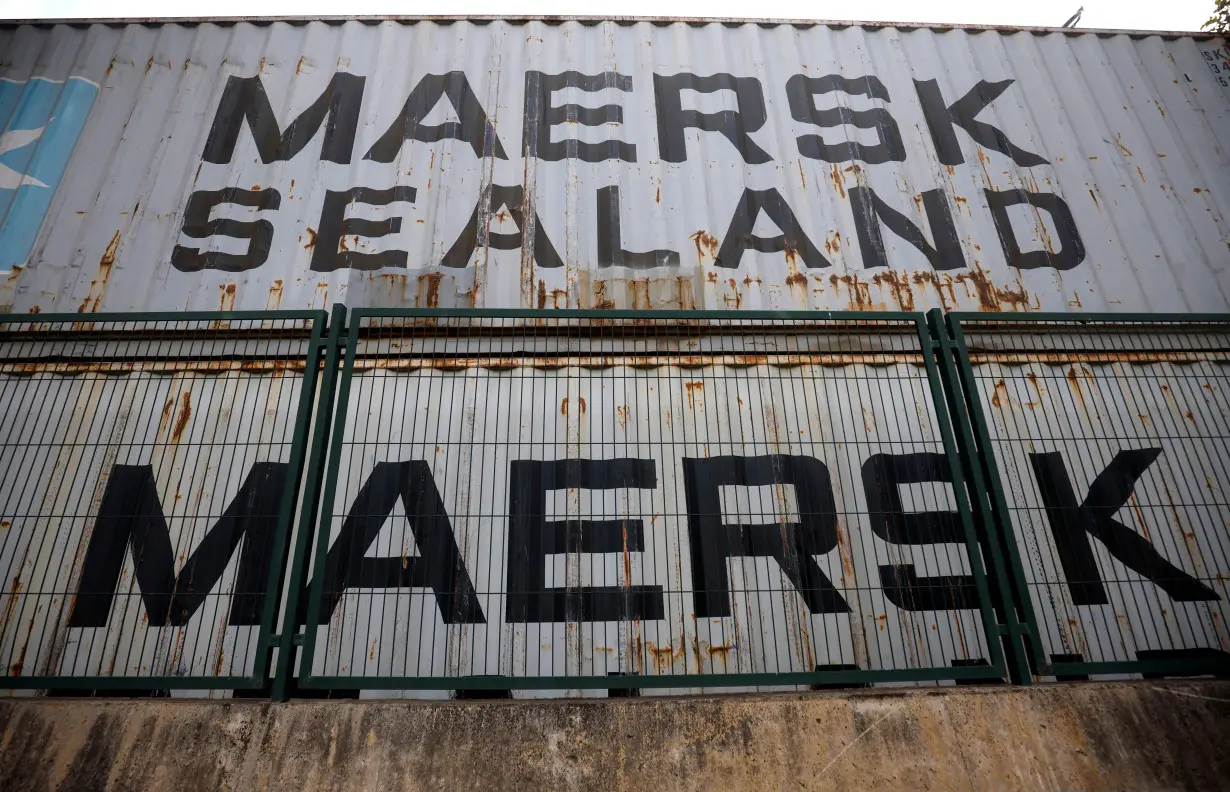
[849,186,965,271]
[914,78,1047,167]
[682,455,848,618]
[364,72,508,161]
[596,186,679,268]
[315,461,484,625]
[440,183,564,269]
[985,189,1085,271]
[171,187,280,273]
[1030,449,1219,605]
[862,453,979,611]
[653,73,771,163]
[70,463,286,628]
[715,187,829,269]
[309,186,417,272]
[786,74,905,164]
[506,459,664,623]
[523,71,635,162]
[203,72,364,165]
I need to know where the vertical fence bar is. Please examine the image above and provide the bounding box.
[944,313,1050,679]
[296,306,365,690]
[927,309,1033,684]
[272,304,348,702]
[915,313,1010,682]
[293,309,1007,695]
[253,310,328,689]
[946,313,1230,682]
[0,311,324,692]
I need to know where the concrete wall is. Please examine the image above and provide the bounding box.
[1,682,1228,791]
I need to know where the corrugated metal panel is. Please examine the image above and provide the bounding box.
[0,20,1227,314]
[0,319,315,682]
[303,315,993,694]
[983,356,1230,664]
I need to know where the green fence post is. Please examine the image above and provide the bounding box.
[271,303,348,702]
[926,309,1033,685]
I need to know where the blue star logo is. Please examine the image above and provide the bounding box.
[0,76,99,271]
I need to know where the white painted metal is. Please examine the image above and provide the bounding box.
[0,20,1226,314]
[972,354,1230,666]
[0,361,305,680]
[305,332,992,690]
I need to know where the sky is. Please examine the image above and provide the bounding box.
[0,0,1217,33]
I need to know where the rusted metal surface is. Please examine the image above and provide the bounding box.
[0,318,314,682]
[964,321,1230,669]
[0,21,1227,314]
[305,314,991,694]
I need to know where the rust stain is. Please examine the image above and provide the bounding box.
[78,230,121,313]
[266,279,283,310]
[1065,367,1086,409]
[689,230,719,265]
[537,279,547,309]
[1114,133,1134,157]
[723,277,742,309]
[615,405,629,431]
[829,163,847,198]
[9,634,26,676]
[797,160,807,190]
[828,273,873,310]
[171,392,192,444]
[578,396,586,414]
[219,282,237,311]
[0,575,21,640]
[684,380,704,408]
[953,266,1033,312]
[592,281,615,310]
[560,397,568,415]
[871,270,916,311]
[655,187,661,204]
[417,272,443,308]
[159,395,175,433]
[991,379,1007,409]
[1026,371,1044,402]
[823,231,842,258]
[646,640,684,671]
[303,227,317,250]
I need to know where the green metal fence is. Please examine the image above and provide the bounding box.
[940,312,1230,682]
[0,311,327,692]
[3,306,1226,698]
[286,309,1009,694]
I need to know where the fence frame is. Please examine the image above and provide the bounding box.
[0,309,329,692]
[939,310,1230,682]
[287,307,1011,693]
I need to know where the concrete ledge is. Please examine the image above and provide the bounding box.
[2,682,1229,791]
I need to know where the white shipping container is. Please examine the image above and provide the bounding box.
[0,18,1226,314]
